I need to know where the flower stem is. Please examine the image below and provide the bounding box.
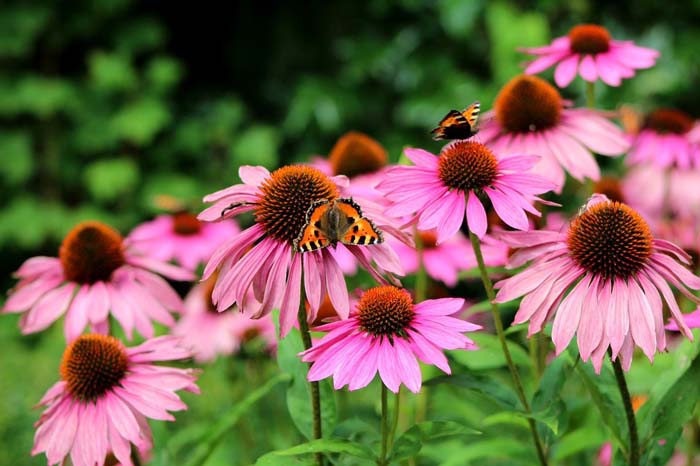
[469,231,549,466]
[388,387,400,450]
[297,281,323,466]
[379,384,390,466]
[610,351,639,466]
[586,81,595,108]
[414,228,428,302]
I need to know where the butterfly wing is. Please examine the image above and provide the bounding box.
[294,200,332,253]
[460,101,481,128]
[334,199,383,246]
[431,110,466,140]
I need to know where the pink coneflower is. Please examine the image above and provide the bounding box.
[172,274,276,363]
[390,229,508,287]
[127,212,240,271]
[478,75,629,192]
[666,307,700,331]
[377,140,556,242]
[2,221,194,341]
[32,334,199,466]
[494,195,700,372]
[622,163,700,219]
[300,285,480,393]
[626,109,700,169]
[198,165,403,337]
[521,24,659,87]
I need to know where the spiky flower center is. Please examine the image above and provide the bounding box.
[592,177,625,203]
[357,286,415,338]
[494,75,562,133]
[568,24,611,54]
[567,201,652,280]
[255,166,339,243]
[419,231,438,249]
[172,212,202,235]
[60,221,125,284]
[645,109,694,135]
[329,131,388,177]
[60,334,128,401]
[438,141,498,192]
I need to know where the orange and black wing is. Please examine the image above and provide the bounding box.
[294,200,331,253]
[430,101,481,140]
[335,199,383,246]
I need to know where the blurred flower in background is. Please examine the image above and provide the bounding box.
[521,24,659,87]
[2,221,193,341]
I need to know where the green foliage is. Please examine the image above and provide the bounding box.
[83,157,140,202]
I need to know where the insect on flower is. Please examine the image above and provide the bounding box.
[431,101,481,140]
[294,198,383,252]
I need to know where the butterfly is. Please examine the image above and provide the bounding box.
[293,198,383,253]
[430,101,481,141]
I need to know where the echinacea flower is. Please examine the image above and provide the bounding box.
[478,75,629,192]
[390,229,508,287]
[494,194,700,372]
[300,285,480,393]
[2,221,194,341]
[626,109,700,169]
[32,334,199,466]
[622,162,700,219]
[521,24,659,87]
[172,274,276,363]
[198,165,403,337]
[128,212,240,271]
[377,140,556,242]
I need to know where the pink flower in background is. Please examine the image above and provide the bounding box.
[478,75,629,192]
[666,307,700,331]
[521,24,659,87]
[2,221,194,341]
[300,286,480,393]
[622,163,700,219]
[377,141,556,242]
[390,229,508,287]
[626,109,700,169]
[494,195,700,372]
[32,334,199,466]
[198,165,403,337]
[173,275,276,363]
[128,212,240,271]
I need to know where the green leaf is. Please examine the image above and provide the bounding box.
[146,56,183,93]
[447,438,532,463]
[531,354,571,441]
[110,98,171,145]
[426,371,519,410]
[575,362,627,449]
[84,157,140,202]
[0,131,33,184]
[638,351,700,445]
[254,439,374,466]
[0,77,76,117]
[390,420,481,461]
[229,125,279,169]
[450,332,531,370]
[553,426,608,461]
[88,51,138,92]
[277,325,337,440]
[182,373,291,466]
[437,0,484,39]
[0,6,50,58]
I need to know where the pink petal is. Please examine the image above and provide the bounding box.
[404,148,438,168]
[554,54,580,87]
[323,249,349,319]
[465,191,487,238]
[239,165,270,186]
[578,54,598,81]
[551,275,588,354]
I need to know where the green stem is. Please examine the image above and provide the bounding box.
[414,228,428,302]
[298,282,323,466]
[388,387,400,451]
[610,352,639,466]
[379,384,390,466]
[469,231,549,466]
[586,80,595,108]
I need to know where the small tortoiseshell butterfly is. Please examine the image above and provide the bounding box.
[293,198,383,253]
[430,101,481,141]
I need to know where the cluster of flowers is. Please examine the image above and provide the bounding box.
[4,21,700,466]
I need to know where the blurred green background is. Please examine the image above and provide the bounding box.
[2,0,700,464]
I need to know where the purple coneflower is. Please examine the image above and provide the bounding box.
[478,75,629,192]
[626,109,700,169]
[377,140,556,242]
[494,195,700,372]
[32,334,199,466]
[300,285,480,393]
[521,24,659,87]
[198,165,403,336]
[3,221,193,341]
